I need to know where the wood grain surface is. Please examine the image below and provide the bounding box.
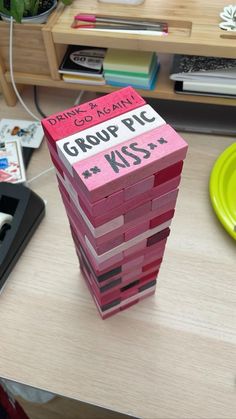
[0,87,235,419]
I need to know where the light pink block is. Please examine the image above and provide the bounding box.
[73,124,188,202]
[41,86,146,146]
[124,175,154,201]
[152,188,179,210]
[122,256,144,271]
[123,240,147,257]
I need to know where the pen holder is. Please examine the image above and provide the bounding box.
[98,0,145,4]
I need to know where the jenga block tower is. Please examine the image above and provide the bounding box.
[42,87,188,319]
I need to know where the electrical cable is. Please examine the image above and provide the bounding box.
[26,167,54,185]
[33,86,47,118]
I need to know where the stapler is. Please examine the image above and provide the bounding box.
[0,182,45,291]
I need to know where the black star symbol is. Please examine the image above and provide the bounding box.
[158,137,168,144]
[82,170,92,179]
[90,166,101,174]
[148,143,158,150]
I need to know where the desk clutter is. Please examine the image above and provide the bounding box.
[59,45,160,90]
[41,87,188,319]
[0,119,44,184]
[170,54,236,98]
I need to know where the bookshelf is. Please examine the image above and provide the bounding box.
[1,0,236,106]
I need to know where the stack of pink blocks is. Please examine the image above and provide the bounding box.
[42,87,188,319]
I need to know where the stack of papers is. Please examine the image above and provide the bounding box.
[59,45,106,85]
[103,49,159,90]
[170,55,236,97]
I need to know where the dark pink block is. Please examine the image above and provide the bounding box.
[125,220,150,241]
[147,227,170,246]
[73,124,188,202]
[154,160,184,187]
[124,201,151,223]
[41,86,146,147]
[149,209,175,229]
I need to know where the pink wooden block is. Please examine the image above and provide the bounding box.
[124,201,151,223]
[73,124,188,202]
[125,220,150,241]
[122,256,144,271]
[41,86,146,147]
[124,175,154,201]
[123,240,147,257]
[95,234,124,255]
[91,189,124,215]
[151,188,178,211]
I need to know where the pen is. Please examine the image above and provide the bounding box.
[74,14,168,32]
[72,23,167,32]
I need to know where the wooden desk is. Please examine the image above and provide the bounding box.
[0,88,235,417]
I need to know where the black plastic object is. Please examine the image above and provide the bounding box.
[0,182,45,291]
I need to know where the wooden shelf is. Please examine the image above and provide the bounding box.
[5,54,236,106]
[1,0,236,107]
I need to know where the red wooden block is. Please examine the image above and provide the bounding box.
[154,161,183,187]
[142,257,163,272]
[149,209,175,229]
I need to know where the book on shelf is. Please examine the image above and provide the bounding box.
[59,45,106,79]
[170,55,236,82]
[62,74,106,85]
[174,81,236,99]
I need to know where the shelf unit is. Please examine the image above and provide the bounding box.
[1,0,236,107]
